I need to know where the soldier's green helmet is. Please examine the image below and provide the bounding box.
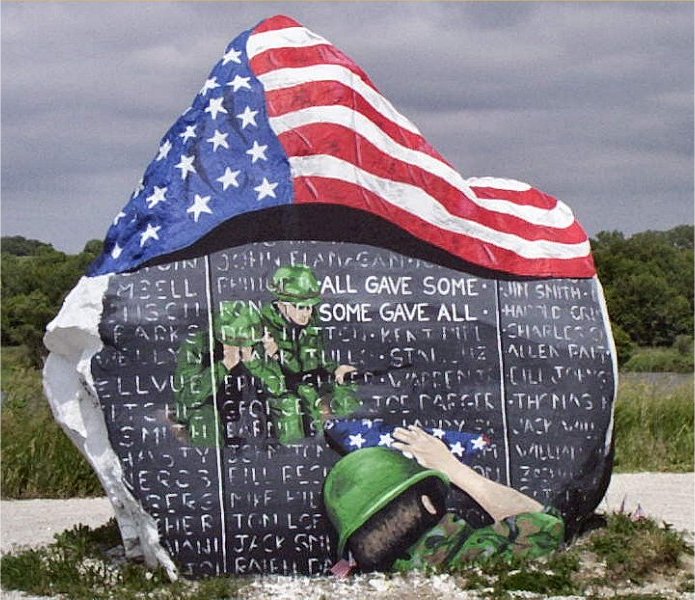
[323,447,449,556]
[270,265,322,307]
[216,301,263,346]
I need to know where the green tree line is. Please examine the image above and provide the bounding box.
[1,227,693,368]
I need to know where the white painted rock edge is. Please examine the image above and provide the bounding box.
[42,275,178,580]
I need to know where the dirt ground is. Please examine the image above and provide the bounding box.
[1,472,693,599]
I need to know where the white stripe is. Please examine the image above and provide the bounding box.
[204,256,227,572]
[465,177,532,191]
[290,154,591,260]
[494,280,512,486]
[258,64,421,135]
[247,26,331,59]
[272,106,576,229]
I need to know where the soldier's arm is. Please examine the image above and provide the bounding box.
[392,425,542,522]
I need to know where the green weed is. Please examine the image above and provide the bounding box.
[587,513,692,585]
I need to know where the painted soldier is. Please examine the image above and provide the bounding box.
[173,301,268,446]
[256,265,361,444]
[323,426,564,572]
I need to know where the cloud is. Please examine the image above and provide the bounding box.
[1,2,692,252]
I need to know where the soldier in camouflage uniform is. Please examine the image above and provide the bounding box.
[174,301,274,446]
[323,426,564,572]
[255,265,361,445]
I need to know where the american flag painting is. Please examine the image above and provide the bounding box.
[89,15,596,278]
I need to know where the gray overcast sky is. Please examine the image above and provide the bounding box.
[2,2,693,254]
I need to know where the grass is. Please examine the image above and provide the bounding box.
[613,374,694,472]
[1,349,102,498]
[0,513,691,599]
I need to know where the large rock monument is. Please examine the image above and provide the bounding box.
[44,15,617,579]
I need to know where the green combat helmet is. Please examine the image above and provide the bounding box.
[270,265,322,306]
[323,447,450,556]
[216,301,263,346]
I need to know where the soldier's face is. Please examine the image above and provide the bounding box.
[279,302,313,326]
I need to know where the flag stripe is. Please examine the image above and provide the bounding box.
[270,105,577,230]
[290,155,591,261]
[258,65,421,135]
[467,177,558,210]
[294,175,594,277]
[264,80,440,164]
[250,44,380,92]
[279,123,589,243]
[247,26,333,61]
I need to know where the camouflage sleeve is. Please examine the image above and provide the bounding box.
[450,509,564,565]
[174,331,228,422]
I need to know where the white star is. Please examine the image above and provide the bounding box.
[254,178,278,200]
[361,419,374,428]
[199,76,220,95]
[175,155,196,180]
[431,428,446,439]
[187,194,212,222]
[246,140,268,163]
[145,186,167,209]
[449,441,465,457]
[348,433,366,449]
[236,106,258,129]
[156,139,172,161]
[111,244,123,259]
[131,178,144,199]
[378,433,394,447]
[207,129,229,152]
[217,167,241,190]
[472,436,488,451]
[113,211,126,226]
[222,47,242,65]
[205,97,228,120]
[179,125,197,142]
[139,223,161,247]
[228,74,251,92]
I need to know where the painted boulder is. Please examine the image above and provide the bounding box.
[44,15,616,579]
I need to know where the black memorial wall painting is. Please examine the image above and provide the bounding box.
[90,238,614,577]
[43,14,617,579]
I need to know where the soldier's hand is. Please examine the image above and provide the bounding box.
[392,425,459,472]
[262,331,279,359]
[222,344,241,370]
[334,364,357,385]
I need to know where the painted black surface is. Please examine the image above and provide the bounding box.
[93,241,615,576]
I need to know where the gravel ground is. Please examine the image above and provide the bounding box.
[1,472,693,599]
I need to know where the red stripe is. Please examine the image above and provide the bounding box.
[252,15,301,34]
[265,81,447,163]
[278,123,588,244]
[251,45,379,91]
[294,177,596,278]
[470,185,557,210]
